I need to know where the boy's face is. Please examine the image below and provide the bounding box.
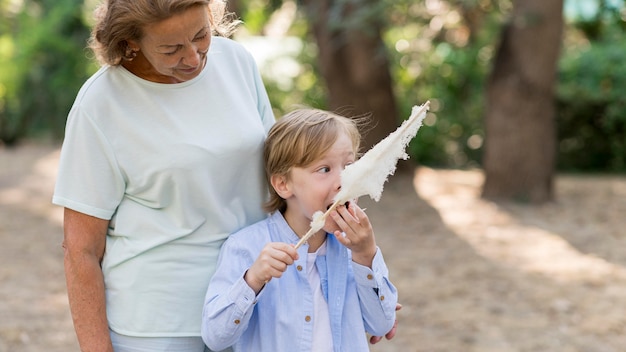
[281,132,356,236]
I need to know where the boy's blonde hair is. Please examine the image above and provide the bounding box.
[264,108,364,214]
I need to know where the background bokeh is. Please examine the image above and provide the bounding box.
[2,0,625,172]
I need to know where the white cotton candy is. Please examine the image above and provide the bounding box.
[333,101,430,203]
[295,101,430,249]
[309,211,325,234]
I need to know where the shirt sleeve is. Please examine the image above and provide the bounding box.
[201,236,259,351]
[352,247,398,336]
[52,105,125,219]
[251,61,275,133]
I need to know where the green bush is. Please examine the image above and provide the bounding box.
[557,35,626,172]
[396,42,489,168]
[0,0,92,145]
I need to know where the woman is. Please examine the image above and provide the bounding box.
[54,1,397,351]
[54,1,273,351]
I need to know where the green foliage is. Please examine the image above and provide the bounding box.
[392,41,490,168]
[253,0,507,168]
[263,39,328,117]
[3,0,625,173]
[0,0,92,145]
[239,1,327,117]
[235,0,285,34]
[557,33,626,171]
[566,0,626,39]
[555,0,626,172]
[384,0,507,168]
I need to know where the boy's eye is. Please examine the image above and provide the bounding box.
[342,161,354,170]
[318,166,330,173]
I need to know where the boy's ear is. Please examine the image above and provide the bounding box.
[270,174,292,199]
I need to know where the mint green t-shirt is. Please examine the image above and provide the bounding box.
[53,37,275,337]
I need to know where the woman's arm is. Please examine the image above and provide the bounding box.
[62,208,113,352]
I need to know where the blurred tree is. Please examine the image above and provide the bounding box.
[482,0,564,203]
[298,0,398,152]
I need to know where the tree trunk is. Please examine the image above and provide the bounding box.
[482,0,563,203]
[299,0,399,153]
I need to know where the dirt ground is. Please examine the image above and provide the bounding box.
[2,142,626,352]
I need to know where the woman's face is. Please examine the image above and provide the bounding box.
[130,5,211,83]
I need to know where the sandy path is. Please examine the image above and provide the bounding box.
[2,142,626,352]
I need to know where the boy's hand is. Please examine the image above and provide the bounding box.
[245,242,298,294]
[330,202,377,267]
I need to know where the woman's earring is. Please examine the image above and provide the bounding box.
[124,47,138,61]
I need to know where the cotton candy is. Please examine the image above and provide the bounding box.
[334,101,430,203]
[295,101,430,249]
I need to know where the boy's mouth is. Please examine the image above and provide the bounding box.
[326,201,349,211]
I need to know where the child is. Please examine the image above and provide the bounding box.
[201,108,398,352]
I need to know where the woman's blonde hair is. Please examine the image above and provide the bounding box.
[263,108,365,214]
[88,0,240,66]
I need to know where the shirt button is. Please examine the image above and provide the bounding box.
[367,274,373,280]
[234,319,241,325]
[305,315,311,322]
[380,295,385,301]
[297,265,303,271]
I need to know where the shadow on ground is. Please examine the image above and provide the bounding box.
[2,144,626,352]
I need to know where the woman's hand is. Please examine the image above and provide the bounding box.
[370,303,402,344]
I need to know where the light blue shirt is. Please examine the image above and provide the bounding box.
[201,211,398,352]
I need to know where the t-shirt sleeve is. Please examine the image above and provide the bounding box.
[247,49,275,132]
[52,105,125,220]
